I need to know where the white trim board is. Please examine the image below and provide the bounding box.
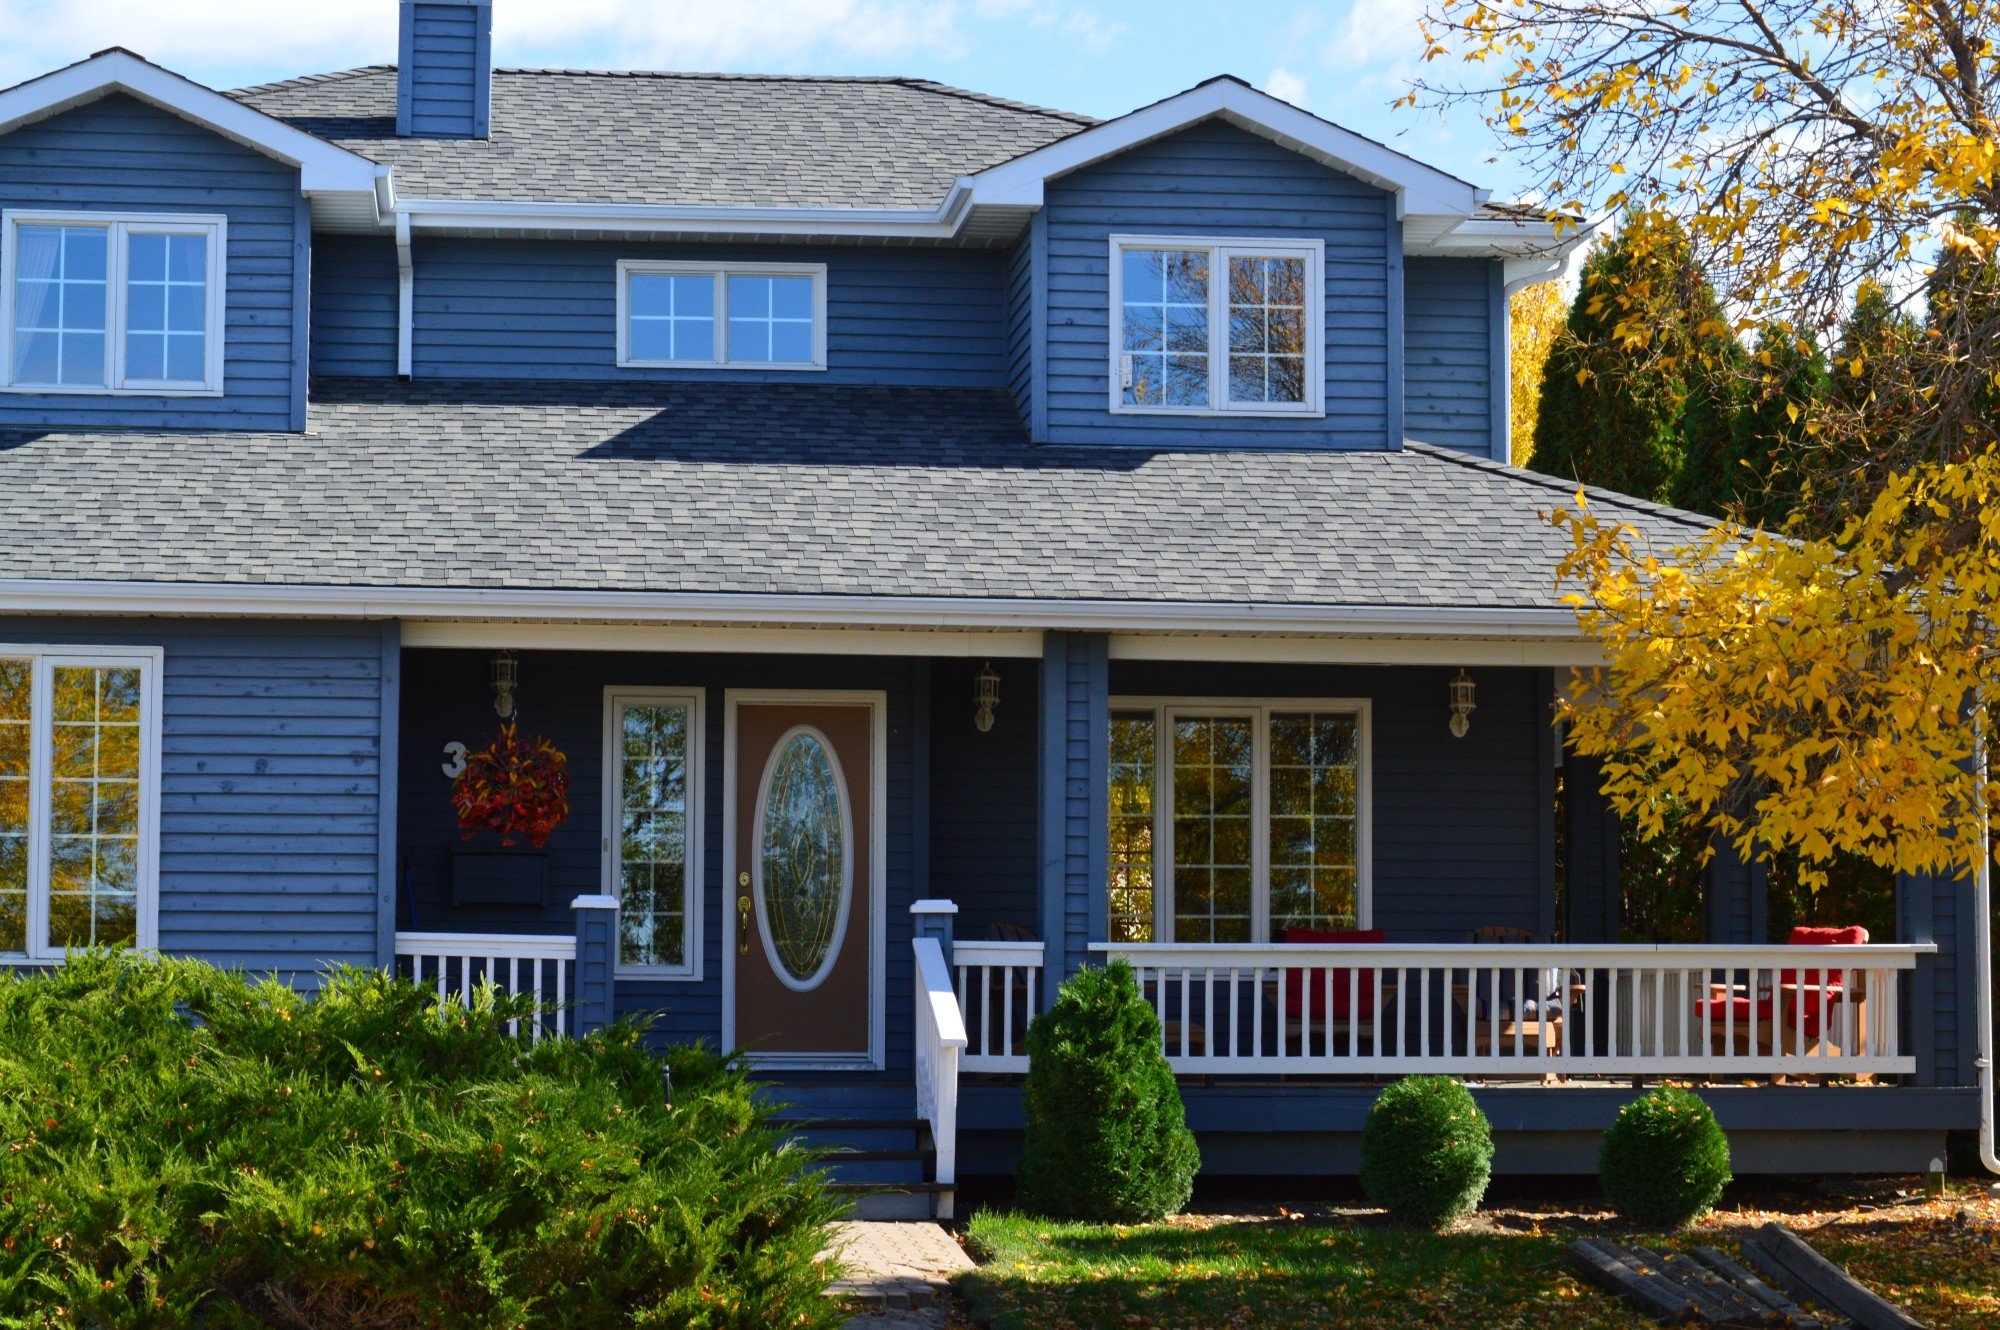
[720,689,888,1072]
[961,77,1482,223]
[0,49,379,200]
[0,580,1598,640]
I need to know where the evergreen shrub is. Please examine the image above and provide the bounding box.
[1358,1076,1493,1228]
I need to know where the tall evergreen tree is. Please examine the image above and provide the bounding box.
[1528,215,1732,508]
[1729,326,1830,529]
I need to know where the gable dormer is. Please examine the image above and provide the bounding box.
[0,50,377,433]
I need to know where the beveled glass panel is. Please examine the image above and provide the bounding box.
[617,703,688,968]
[758,731,847,984]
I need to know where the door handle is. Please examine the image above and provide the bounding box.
[737,883,752,955]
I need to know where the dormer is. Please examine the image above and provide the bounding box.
[0,50,378,432]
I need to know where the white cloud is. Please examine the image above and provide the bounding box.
[0,0,392,90]
[500,0,970,70]
[1321,0,1427,82]
[1263,66,1309,109]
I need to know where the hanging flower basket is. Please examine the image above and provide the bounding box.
[451,723,572,848]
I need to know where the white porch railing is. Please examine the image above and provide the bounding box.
[393,931,576,1041]
[954,940,1045,1073]
[1091,942,1931,1077]
[912,935,967,1218]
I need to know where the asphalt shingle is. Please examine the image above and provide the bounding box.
[230,67,1092,208]
[0,379,1710,606]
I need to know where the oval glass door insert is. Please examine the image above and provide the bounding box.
[756,728,851,988]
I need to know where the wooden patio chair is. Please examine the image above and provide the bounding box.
[1461,927,1569,1061]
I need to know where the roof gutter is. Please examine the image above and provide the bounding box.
[392,194,969,240]
[0,578,1591,638]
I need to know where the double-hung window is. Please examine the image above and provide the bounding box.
[1109,235,1323,416]
[617,260,827,370]
[1,212,226,395]
[1,649,161,961]
[603,688,704,978]
[1107,700,1369,944]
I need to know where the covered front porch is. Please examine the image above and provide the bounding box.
[383,627,1968,1190]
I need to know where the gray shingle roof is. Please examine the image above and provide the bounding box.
[0,380,1709,607]
[230,67,1093,208]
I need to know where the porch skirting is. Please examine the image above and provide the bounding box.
[957,1084,1979,1177]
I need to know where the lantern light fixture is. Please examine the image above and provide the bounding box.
[1448,667,1476,739]
[492,650,519,720]
[974,661,1001,733]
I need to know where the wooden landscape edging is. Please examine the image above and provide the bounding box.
[1569,1225,1927,1330]
[1741,1224,1926,1330]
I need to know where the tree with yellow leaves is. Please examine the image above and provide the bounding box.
[1415,0,2000,885]
[1509,278,1567,465]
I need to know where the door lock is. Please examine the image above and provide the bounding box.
[737,888,752,954]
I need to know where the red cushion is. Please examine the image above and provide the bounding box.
[1281,928,1386,1021]
[1781,924,1867,991]
[1697,990,1774,1024]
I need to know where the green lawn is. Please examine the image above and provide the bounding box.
[957,1182,2000,1330]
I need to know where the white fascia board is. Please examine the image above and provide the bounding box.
[1409,217,1576,258]
[962,79,1482,223]
[0,578,1589,640]
[395,193,968,240]
[0,50,380,200]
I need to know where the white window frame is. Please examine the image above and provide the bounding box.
[615,259,828,371]
[0,210,227,397]
[1,645,164,964]
[1110,696,1371,943]
[600,686,706,980]
[1107,233,1325,418]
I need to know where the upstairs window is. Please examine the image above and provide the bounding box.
[617,260,827,371]
[1109,236,1323,417]
[1,212,226,396]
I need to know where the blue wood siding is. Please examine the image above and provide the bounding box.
[0,95,309,431]
[1900,869,1976,1087]
[1106,662,1549,940]
[1038,633,1108,994]
[391,239,1009,386]
[1405,257,1501,457]
[397,0,492,139]
[930,659,1039,941]
[310,235,400,378]
[1005,231,1034,427]
[396,649,920,1071]
[1040,119,1394,448]
[0,617,386,978]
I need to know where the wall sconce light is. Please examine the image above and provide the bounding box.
[492,650,519,720]
[1448,668,1476,738]
[974,661,1000,733]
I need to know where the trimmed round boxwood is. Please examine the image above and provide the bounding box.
[1359,1076,1494,1228]
[1600,1086,1733,1229]
[1014,960,1200,1222]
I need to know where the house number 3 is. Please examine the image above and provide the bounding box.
[441,741,469,779]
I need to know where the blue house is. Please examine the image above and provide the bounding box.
[0,2,1985,1218]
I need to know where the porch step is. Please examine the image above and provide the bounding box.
[764,1082,951,1220]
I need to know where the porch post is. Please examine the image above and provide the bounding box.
[570,894,620,1037]
[911,898,957,969]
[1562,751,1621,943]
[1038,631,1109,1006]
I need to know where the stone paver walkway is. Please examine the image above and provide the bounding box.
[827,1220,973,1312]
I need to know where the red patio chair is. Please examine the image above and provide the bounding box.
[1697,924,1869,1059]
[1280,927,1386,1051]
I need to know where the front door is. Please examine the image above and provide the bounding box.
[726,692,882,1068]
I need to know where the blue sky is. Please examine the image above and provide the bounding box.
[0,0,1531,197]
